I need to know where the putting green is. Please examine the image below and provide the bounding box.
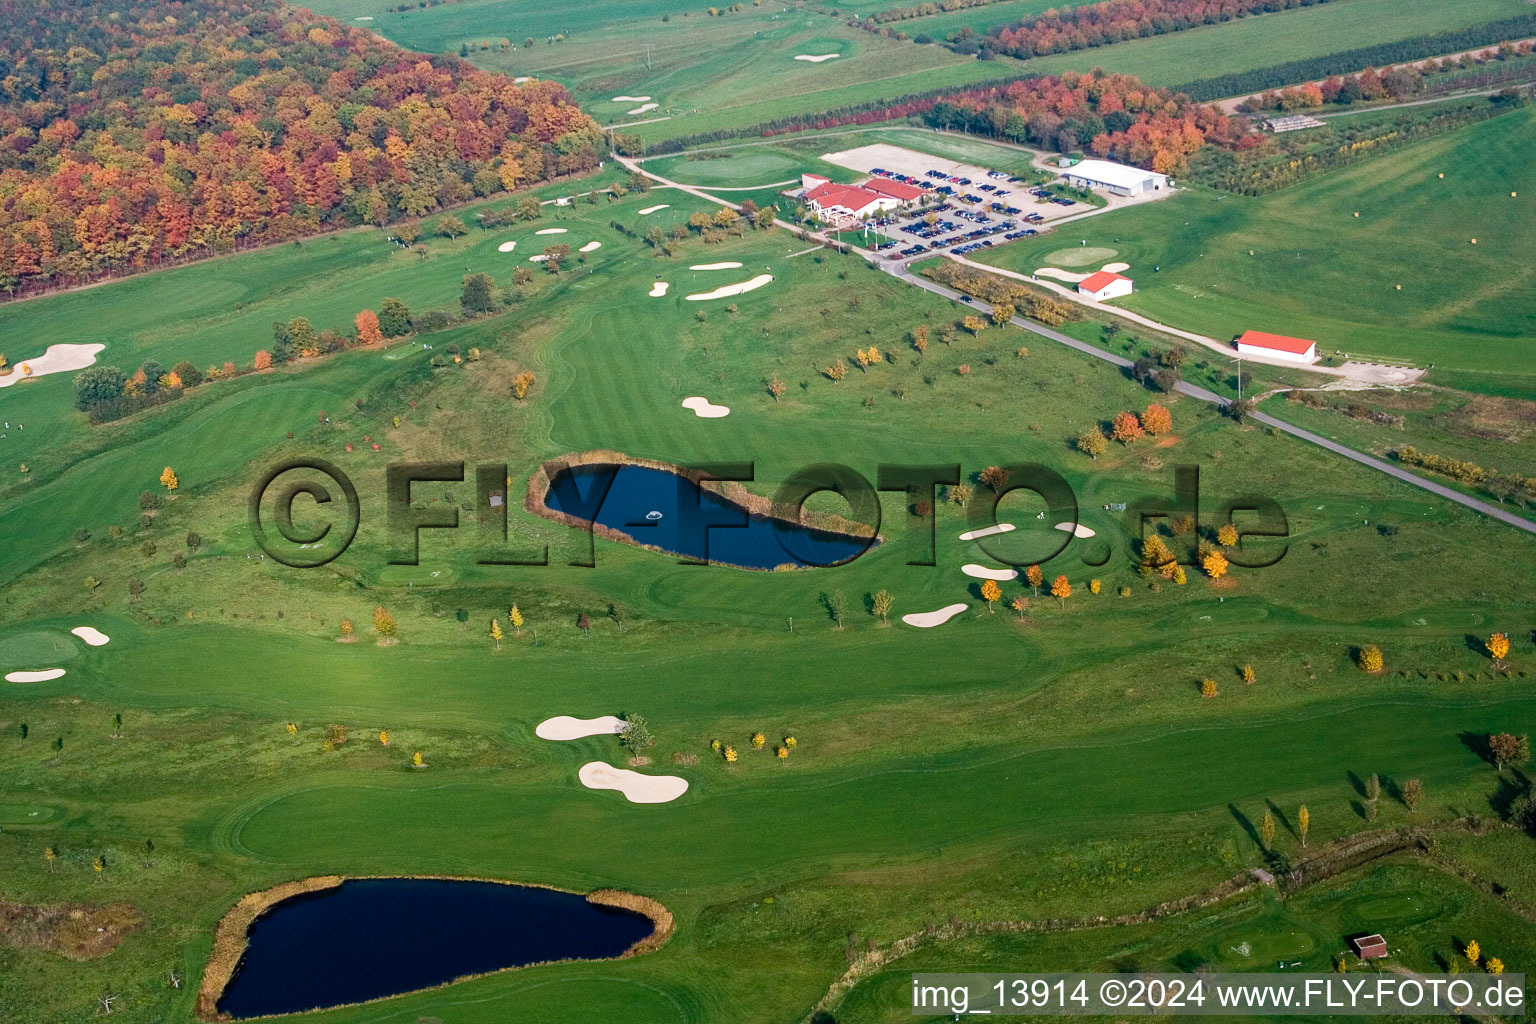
[0,803,63,824]
[375,565,461,586]
[1041,246,1119,267]
[1211,923,1321,966]
[1341,890,1445,928]
[0,629,80,670]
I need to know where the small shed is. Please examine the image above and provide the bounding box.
[1077,270,1133,301]
[1348,933,1389,960]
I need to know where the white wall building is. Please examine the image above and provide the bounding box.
[1235,330,1318,364]
[1061,159,1169,196]
[1077,270,1133,301]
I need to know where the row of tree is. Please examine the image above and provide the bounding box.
[1240,43,1536,112]
[0,0,606,297]
[1392,445,1536,508]
[920,259,1080,326]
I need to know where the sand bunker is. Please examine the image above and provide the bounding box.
[0,343,106,390]
[612,95,652,103]
[70,626,110,647]
[1034,268,1090,283]
[902,603,969,628]
[1054,522,1096,538]
[628,103,659,115]
[681,396,730,418]
[528,254,550,262]
[514,77,533,84]
[639,204,670,215]
[650,282,670,297]
[578,762,689,804]
[535,227,568,235]
[689,262,743,271]
[958,523,1015,541]
[795,53,840,62]
[685,274,772,301]
[579,241,601,252]
[1100,262,1130,273]
[5,669,66,683]
[536,715,625,740]
[961,564,1019,581]
[354,15,373,20]
[496,240,517,252]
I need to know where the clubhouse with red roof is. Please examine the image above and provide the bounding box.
[798,172,924,224]
[1235,329,1318,365]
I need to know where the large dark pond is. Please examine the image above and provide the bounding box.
[216,879,655,1018]
[543,463,875,569]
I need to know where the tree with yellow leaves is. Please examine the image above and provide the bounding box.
[751,732,766,750]
[980,578,1001,612]
[724,745,738,763]
[784,736,797,749]
[912,324,929,355]
[766,375,786,403]
[1051,574,1071,608]
[871,589,893,624]
[1026,564,1043,596]
[510,604,524,635]
[1142,535,1177,577]
[286,722,298,742]
[1202,550,1228,579]
[1242,665,1256,684]
[1217,523,1239,547]
[1486,957,1504,975]
[1260,809,1276,851]
[513,371,537,400]
[1089,578,1101,594]
[1465,940,1480,967]
[160,466,178,492]
[339,618,354,640]
[1487,632,1510,668]
[855,346,878,372]
[1297,805,1309,847]
[1201,678,1219,698]
[962,314,987,336]
[1358,645,1384,672]
[44,845,57,872]
[490,618,503,649]
[1142,402,1172,436]
[373,606,397,639]
[823,360,847,382]
[379,730,390,746]
[776,746,789,761]
[991,302,1014,327]
[412,751,423,767]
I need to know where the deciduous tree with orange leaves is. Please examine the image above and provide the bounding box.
[159,466,178,492]
[253,350,273,371]
[1025,564,1043,596]
[980,579,1002,612]
[1142,403,1172,435]
[355,310,384,345]
[1487,633,1510,668]
[1202,550,1228,579]
[1111,410,1145,444]
[1050,574,1071,608]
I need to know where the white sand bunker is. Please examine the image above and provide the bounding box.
[537,714,625,740]
[497,240,518,252]
[579,241,602,252]
[70,626,110,646]
[579,762,688,804]
[681,396,730,418]
[528,254,550,262]
[5,668,66,683]
[354,15,373,20]
[535,227,567,235]
[795,53,840,62]
[902,603,969,628]
[685,274,772,301]
[639,204,670,215]
[514,76,534,84]
[689,261,743,270]
[1055,522,1096,538]
[961,564,1018,581]
[613,95,652,102]
[959,523,1015,541]
[1101,262,1130,273]
[650,282,670,297]
[0,343,106,390]
[628,103,659,115]
[1034,268,1090,283]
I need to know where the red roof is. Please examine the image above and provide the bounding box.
[863,177,924,201]
[1078,270,1129,293]
[804,182,882,212]
[1236,329,1317,355]
[802,172,829,183]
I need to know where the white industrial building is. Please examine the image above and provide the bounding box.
[1060,159,1169,196]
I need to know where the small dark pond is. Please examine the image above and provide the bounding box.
[216,879,654,1018]
[543,463,875,569]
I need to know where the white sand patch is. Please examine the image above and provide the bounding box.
[681,396,730,418]
[689,261,744,270]
[1101,262,1130,273]
[795,53,840,62]
[5,668,66,683]
[514,76,534,83]
[612,95,652,102]
[961,564,1018,581]
[497,240,517,252]
[958,523,1015,541]
[1034,268,1090,284]
[578,761,689,804]
[536,714,625,740]
[354,15,373,20]
[70,626,110,646]
[528,254,550,262]
[535,227,568,235]
[628,102,659,115]
[0,343,106,390]
[902,603,969,628]
[639,204,670,215]
[650,282,670,297]
[579,241,601,252]
[685,273,772,301]
[1055,522,1096,538]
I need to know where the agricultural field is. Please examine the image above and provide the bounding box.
[975,105,1536,385]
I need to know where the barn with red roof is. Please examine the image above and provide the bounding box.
[1235,330,1318,364]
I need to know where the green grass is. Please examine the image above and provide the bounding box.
[2,162,1535,1024]
[974,106,1536,382]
